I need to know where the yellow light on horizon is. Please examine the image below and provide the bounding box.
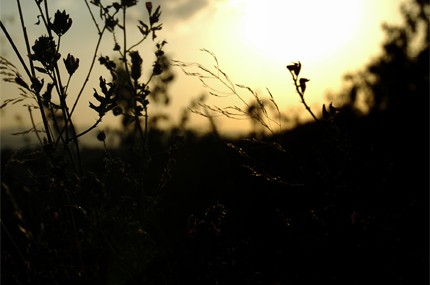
[0,0,406,136]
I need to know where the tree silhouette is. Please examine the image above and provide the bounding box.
[339,0,429,121]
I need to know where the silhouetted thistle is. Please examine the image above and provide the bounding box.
[30,36,60,72]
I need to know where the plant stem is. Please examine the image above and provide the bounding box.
[1,15,53,146]
[70,26,107,116]
[83,0,101,34]
[16,0,35,77]
[291,73,319,122]
[0,21,31,79]
[28,106,43,146]
[122,5,145,148]
[127,34,148,52]
[76,117,102,138]
[1,220,28,264]
[34,0,49,29]
[40,0,83,174]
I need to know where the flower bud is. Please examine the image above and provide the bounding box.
[50,10,72,36]
[145,2,153,14]
[97,131,106,142]
[63,54,79,75]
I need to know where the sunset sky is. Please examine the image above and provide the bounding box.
[0,0,406,143]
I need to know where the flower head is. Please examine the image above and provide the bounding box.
[97,131,106,142]
[287,61,302,76]
[145,2,153,14]
[30,36,60,71]
[129,51,143,81]
[50,10,72,36]
[299,78,309,93]
[63,54,79,75]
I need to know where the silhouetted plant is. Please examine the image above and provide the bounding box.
[0,1,176,283]
[173,49,283,137]
[172,49,346,191]
[174,49,342,139]
[1,0,428,284]
[1,0,167,168]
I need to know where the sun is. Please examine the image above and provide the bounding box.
[230,0,363,64]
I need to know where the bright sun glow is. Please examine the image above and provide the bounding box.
[230,0,363,64]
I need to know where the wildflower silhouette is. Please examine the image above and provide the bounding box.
[299,78,309,93]
[63,53,79,75]
[50,10,72,36]
[30,36,60,72]
[287,62,318,121]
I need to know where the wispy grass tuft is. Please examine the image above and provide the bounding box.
[172,49,282,136]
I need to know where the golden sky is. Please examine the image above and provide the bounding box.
[0,0,406,141]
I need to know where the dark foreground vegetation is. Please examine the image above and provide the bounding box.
[1,0,428,284]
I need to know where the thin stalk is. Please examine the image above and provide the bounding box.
[70,26,107,116]
[144,72,154,86]
[71,1,118,116]
[142,72,155,150]
[56,36,61,53]
[50,104,68,147]
[76,117,102,138]
[1,220,28,264]
[126,34,149,52]
[143,106,148,148]
[50,67,70,141]
[122,6,131,89]
[1,19,53,146]
[34,0,49,29]
[16,0,35,77]
[122,5,145,147]
[0,21,31,79]
[40,3,84,271]
[83,0,101,34]
[52,68,83,174]
[291,73,318,122]
[64,75,72,93]
[45,0,82,173]
[134,78,146,147]
[28,106,43,146]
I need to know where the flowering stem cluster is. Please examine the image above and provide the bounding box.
[286,62,318,122]
[0,0,166,173]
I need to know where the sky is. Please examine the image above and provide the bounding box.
[0,0,406,146]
